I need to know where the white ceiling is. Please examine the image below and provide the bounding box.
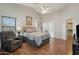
[18,3,67,14]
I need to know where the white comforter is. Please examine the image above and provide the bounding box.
[23,32,50,46]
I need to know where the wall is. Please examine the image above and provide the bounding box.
[42,4,79,40]
[42,11,63,39]
[0,3,42,31]
[0,3,42,48]
[0,3,79,41]
[62,4,79,39]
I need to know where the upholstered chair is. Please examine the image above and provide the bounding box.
[0,31,23,52]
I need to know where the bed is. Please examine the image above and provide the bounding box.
[22,27,50,48]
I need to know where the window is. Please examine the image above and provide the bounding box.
[2,16,16,33]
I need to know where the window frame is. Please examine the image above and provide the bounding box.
[2,16,16,33]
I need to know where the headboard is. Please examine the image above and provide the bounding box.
[23,26,37,33]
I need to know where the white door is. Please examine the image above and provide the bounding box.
[42,22,55,38]
[48,22,55,38]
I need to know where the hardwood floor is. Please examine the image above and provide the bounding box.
[10,38,67,55]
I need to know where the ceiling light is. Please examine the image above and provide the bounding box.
[40,7,51,14]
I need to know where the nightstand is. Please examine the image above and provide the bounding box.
[15,36,22,40]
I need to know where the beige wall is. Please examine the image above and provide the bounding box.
[61,4,79,39]
[0,3,42,48]
[42,4,79,40]
[1,3,79,40]
[0,3,42,31]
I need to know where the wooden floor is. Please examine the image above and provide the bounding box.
[10,38,67,55]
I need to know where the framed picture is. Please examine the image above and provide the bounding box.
[26,16,32,26]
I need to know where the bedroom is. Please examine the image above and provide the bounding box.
[0,3,78,55]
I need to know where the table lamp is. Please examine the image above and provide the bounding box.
[17,27,22,36]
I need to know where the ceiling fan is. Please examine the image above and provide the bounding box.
[40,7,51,14]
[33,3,51,14]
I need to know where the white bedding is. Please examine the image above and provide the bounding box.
[23,32,50,46]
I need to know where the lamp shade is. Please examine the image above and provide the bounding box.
[17,27,22,32]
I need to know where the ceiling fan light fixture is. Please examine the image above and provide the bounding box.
[40,7,51,14]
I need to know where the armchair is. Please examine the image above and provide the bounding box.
[0,31,23,52]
